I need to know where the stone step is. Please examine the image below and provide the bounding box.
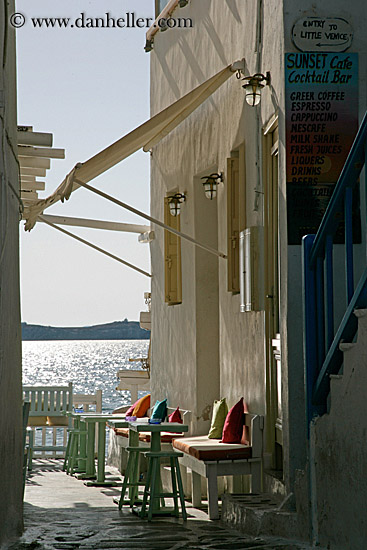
[221,493,304,541]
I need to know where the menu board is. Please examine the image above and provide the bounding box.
[285,52,360,244]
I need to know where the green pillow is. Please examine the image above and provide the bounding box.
[208,398,228,439]
[151,398,167,420]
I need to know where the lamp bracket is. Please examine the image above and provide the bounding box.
[167,192,186,203]
[201,172,223,183]
[242,72,271,86]
[231,58,246,77]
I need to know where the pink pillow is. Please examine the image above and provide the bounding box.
[221,397,245,443]
[168,406,183,424]
[125,399,139,417]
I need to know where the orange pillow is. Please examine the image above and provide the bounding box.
[132,394,151,417]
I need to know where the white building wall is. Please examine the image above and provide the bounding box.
[149,0,287,449]
[0,0,23,545]
[283,1,367,545]
[282,0,367,494]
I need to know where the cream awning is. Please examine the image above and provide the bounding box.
[23,62,241,231]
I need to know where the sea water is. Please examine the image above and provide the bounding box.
[22,339,150,452]
[22,339,150,412]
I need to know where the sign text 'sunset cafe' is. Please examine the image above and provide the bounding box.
[285,52,359,244]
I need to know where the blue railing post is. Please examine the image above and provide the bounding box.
[304,112,367,413]
[345,186,354,304]
[315,257,325,367]
[302,234,319,430]
[325,235,334,348]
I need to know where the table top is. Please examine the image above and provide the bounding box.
[79,413,128,422]
[108,419,129,428]
[128,421,188,433]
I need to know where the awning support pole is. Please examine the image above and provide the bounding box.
[38,215,151,278]
[75,180,227,260]
[37,213,150,234]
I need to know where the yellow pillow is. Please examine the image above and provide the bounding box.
[132,394,151,417]
[47,416,69,427]
[28,416,48,427]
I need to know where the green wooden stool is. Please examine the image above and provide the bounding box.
[66,426,88,475]
[140,451,187,521]
[62,427,73,471]
[117,446,146,508]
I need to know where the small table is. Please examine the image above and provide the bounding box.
[79,414,128,486]
[128,421,188,516]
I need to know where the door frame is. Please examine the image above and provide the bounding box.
[263,114,282,469]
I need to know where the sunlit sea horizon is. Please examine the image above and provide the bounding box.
[22,339,150,412]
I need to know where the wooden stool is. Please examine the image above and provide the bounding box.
[62,428,73,471]
[66,427,88,475]
[140,451,187,521]
[117,446,146,508]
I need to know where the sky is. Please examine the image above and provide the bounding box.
[16,0,154,326]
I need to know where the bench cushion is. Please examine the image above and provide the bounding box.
[172,435,252,461]
[114,428,184,444]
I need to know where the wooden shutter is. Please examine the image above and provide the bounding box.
[227,156,240,292]
[164,198,182,305]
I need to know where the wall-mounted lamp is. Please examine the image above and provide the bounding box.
[167,193,186,216]
[242,72,271,106]
[200,172,223,200]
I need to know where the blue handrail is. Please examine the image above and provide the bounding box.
[303,112,367,423]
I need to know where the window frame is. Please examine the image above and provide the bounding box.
[227,143,246,293]
[164,196,183,305]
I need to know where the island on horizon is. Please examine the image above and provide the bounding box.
[21,319,150,341]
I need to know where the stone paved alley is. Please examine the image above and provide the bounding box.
[13,460,320,550]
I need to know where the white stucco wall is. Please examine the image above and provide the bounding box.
[309,311,367,548]
[283,1,367,544]
[149,0,366,508]
[149,0,285,441]
[282,0,367,494]
[0,1,23,546]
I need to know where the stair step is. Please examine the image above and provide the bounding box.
[339,342,355,351]
[353,308,367,318]
[221,493,303,541]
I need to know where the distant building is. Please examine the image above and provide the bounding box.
[147,1,367,547]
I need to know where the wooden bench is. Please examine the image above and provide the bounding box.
[73,390,102,413]
[172,413,264,520]
[23,383,73,463]
[23,385,102,464]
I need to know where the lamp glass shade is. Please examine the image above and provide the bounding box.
[203,180,217,200]
[245,88,261,106]
[169,201,179,216]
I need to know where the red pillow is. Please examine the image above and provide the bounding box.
[221,397,244,443]
[168,406,183,424]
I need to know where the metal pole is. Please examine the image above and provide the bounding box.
[75,179,227,260]
[38,216,151,278]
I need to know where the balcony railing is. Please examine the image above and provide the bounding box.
[303,112,367,423]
